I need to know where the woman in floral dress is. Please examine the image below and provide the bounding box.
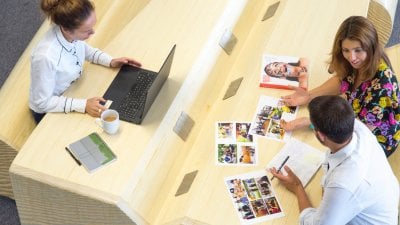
[279,16,400,157]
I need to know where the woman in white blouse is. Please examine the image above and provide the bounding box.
[30,0,142,123]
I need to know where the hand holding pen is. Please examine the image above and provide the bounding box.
[269,156,304,193]
[271,156,290,181]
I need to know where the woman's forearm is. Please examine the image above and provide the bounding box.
[308,76,341,100]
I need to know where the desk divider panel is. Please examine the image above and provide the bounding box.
[262,1,280,21]
[173,112,195,142]
[0,139,17,198]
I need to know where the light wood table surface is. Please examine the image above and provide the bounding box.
[154,1,371,224]
[9,0,369,224]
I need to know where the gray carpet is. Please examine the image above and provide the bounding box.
[0,196,20,225]
[0,0,43,89]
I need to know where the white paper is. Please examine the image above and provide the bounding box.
[267,138,324,186]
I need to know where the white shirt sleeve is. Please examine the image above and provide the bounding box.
[84,42,113,67]
[300,187,362,225]
[30,54,86,113]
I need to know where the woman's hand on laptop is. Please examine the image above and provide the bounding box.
[110,57,142,68]
[86,97,107,117]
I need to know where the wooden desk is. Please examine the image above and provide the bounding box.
[9,0,250,224]
[0,0,141,199]
[154,1,370,224]
[9,0,369,224]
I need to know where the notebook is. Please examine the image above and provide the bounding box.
[66,132,117,173]
[103,45,176,124]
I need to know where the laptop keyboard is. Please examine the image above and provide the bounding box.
[118,71,154,121]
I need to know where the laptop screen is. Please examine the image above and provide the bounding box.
[142,44,176,118]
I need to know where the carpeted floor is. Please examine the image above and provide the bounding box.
[0,0,43,89]
[0,196,20,225]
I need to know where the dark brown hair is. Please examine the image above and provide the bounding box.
[329,16,392,80]
[309,95,354,144]
[41,0,94,31]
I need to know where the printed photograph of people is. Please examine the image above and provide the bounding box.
[255,175,272,198]
[249,96,297,141]
[277,99,297,114]
[265,197,282,214]
[217,122,234,140]
[236,123,253,142]
[225,173,284,224]
[251,199,269,217]
[217,144,237,164]
[226,179,256,220]
[243,178,262,201]
[267,120,285,140]
[216,122,258,166]
[260,54,309,90]
[238,145,256,164]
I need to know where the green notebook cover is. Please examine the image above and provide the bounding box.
[66,132,117,173]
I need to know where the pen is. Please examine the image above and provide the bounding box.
[65,147,82,166]
[271,155,290,181]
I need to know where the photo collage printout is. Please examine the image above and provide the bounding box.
[216,122,257,166]
[249,96,298,142]
[225,171,285,224]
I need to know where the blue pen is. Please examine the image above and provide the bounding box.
[271,155,290,180]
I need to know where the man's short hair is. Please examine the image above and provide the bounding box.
[308,95,355,144]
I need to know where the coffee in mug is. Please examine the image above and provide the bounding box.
[95,109,120,135]
[104,115,117,122]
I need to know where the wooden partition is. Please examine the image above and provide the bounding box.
[386,45,400,182]
[367,0,398,46]
[0,22,49,198]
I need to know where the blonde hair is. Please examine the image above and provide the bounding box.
[329,16,392,80]
[41,0,94,30]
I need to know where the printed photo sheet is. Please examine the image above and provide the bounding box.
[225,171,284,225]
[267,138,325,186]
[216,122,257,166]
[249,96,298,142]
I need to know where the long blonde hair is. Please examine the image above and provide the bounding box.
[329,16,392,80]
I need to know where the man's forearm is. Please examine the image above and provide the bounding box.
[295,186,312,212]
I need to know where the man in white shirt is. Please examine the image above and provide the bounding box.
[271,95,399,225]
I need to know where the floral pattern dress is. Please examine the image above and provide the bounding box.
[340,61,400,156]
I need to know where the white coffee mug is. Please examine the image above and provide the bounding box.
[95,109,120,135]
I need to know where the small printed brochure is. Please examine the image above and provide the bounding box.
[260,54,309,90]
[225,170,284,224]
[216,122,257,165]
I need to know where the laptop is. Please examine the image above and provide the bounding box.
[103,45,176,124]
